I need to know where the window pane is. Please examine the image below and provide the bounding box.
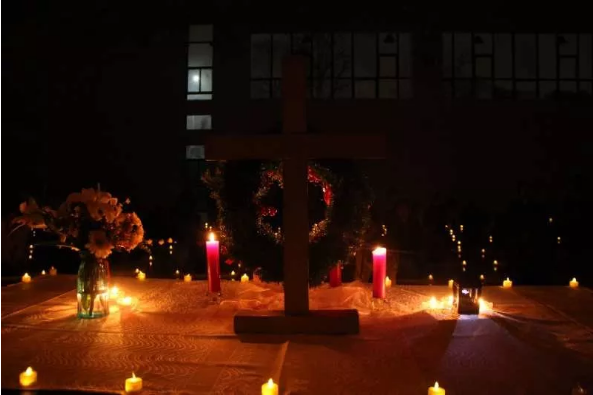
[443,33,452,78]
[516,81,536,99]
[559,81,577,93]
[355,80,375,98]
[558,34,577,55]
[476,57,492,78]
[494,34,512,78]
[474,33,492,55]
[272,80,282,98]
[380,57,397,77]
[334,33,352,78]
[493,80,513,98]
[379,33,397,54]
[399,33,411,77]
[251,81,270,99]
[454,80,472,98]
[560,58,576,79]
[539,81,557,99]
[187,94,212,100]
[188,70,201,92]
[312,33,332,80]
[189,25,213,42]
[188,44,212,67]
[186,145,205,160]
[251,34,271,78]
[312,79,331,98]
[399,79,412,98]
[476,80,492,98]
[515,34,536,79]
[354,34,376,78]
[200,69,213,91]
[333,79,352,98]
[454,33,472,78]
[579,34,592,79]
[273,34,290,78]
[379,79,397,98]
[579,81,592,96]
[539,34,556,79]
[186,115,212,130]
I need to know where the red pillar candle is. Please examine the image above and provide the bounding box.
[329,263,342,287]
[206,232,221,293]
[372,247,387,299]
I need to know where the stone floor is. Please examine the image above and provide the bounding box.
[2,275,593,394]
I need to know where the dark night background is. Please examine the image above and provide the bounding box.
[3,1,593,284]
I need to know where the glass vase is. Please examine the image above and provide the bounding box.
[76,253,110,319]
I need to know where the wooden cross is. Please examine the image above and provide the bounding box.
[205,56,385,324]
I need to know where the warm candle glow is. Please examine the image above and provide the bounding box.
[429,297,438,309]
[110,286,120,299]
[118,296,132,306]
[462,260,467,266]
[175,269,180,275]
[231,270,236,276]
[19,366,37,387]
[184,274,192,282]
[569,278,579,288]
[49,266,57,276]
[149,255,153,261]
[372,247,387,299]
[41,270,46,275]
[428,274,433,281]
[125,372,143,393]
[209,232,215,242]
[503,278,512,288]
[135,268,140,274]
[22,273,31,283]
[428,381,445,395]
[137,271,146,281]
[385,276,392,287]
[262,378,278,395]
[241,274,249,283]
[448,279,454,288]
[493,260,498,265]
[480,274,485,280]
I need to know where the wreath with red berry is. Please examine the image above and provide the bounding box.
[253,162,334,244]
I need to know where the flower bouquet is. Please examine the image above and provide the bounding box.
[14,188,144,318]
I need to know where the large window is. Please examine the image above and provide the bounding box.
[187,25,213,100]
[443,33,592,99]
[250,32,412,99]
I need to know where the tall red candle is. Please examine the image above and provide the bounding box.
[329,263,342,287]
[372,247,387,298]
[206,232,221,293]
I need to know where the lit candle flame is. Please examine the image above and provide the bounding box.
[572,277,577,282]
[434,381,439,389]
[26,367,33,375]
[267,378,274,388]
[209,232,215,242]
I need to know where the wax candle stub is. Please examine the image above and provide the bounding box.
[569,278,579,288]
[261,378,278,395]
[503,278,512,288]
[19,367,37,387]
[125,372,143,393]
[22,273,31,283]
[428,381,445,395]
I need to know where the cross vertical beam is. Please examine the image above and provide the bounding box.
[282,56,309,315]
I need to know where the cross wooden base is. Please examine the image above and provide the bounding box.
[234,310,360,335]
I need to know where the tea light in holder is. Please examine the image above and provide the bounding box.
[19,367,37,387]
[503,278,512,288]
[49,266,57,276]
[385,276,392,288]
[569,278,579,288]
[137,271,146,281]
[261,378,278,395]
[125,372,142,393]
[428,381,445,395]
[241,274,249,283]
[41,270,46,276]
[184,274,192,282]
[22,273,31,283]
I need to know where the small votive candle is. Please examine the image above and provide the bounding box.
[428,381,445,395]
[480,274,485,281]
[137,271,146,281]
[118,296,132,306]
[125,372,142,393]
[428,274,433,281]
[569,278,579,288]
[49,266,57,276]
[19,366,37,387]
[231,270,236,277]
[184,274,192,282]
[448,279,454,288]
[110,286,120,299]
[241,274,249,283]
[385,276,392,288]
[22,273,31,283]
[175,269,180,276]
[135,268,140,274]
[41,270,46,275]
[503,278,512,288]
[462,260,467,266]
[262,378,278,395]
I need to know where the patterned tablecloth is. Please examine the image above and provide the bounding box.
[2,276,593,394]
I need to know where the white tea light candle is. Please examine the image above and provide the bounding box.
[428,381,445,395]
[125,372,142,393]
[19,367,37,387]
[261,378,278,395]
[241,274,249,283]
[22,273,31,283]
[569,278,579,288]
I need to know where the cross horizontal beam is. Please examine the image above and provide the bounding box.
[204,134,386,160]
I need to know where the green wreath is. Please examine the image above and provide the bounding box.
[203,160,373,285]
[254,163,334,244]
